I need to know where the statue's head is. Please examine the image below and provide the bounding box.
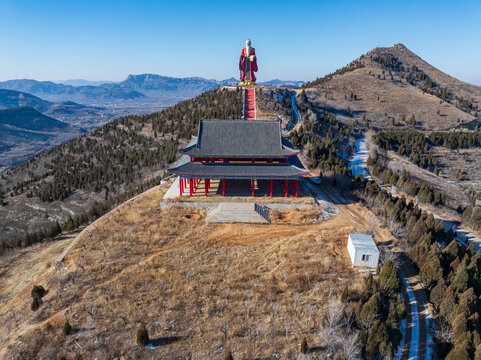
[246,38,251,47]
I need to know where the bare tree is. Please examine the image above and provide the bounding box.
[219,322,229,341]
[379,247,396,268]
[185,270,192,282]
[358,313,376,331]
[307,303,314,329]
[256,322,262,340]
[324,299,345,336]
[293,292,300,311]
[77,256,86,272]
[272,302,280,317]
[284,315,291,337]
[342,332,361,360]
[68,271,78,285]
[104,284,116,300]
[119,309,127,324]
[246,301,253,320]
[304,270,311,286]
[434,319,454,344]
[385,210,405,238]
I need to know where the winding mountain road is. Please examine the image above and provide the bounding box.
[347,140,432,360]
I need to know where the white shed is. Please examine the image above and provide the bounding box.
[347,234,379,269]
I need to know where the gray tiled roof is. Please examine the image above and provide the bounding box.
[168,162,309,179]
[181,120,298,158]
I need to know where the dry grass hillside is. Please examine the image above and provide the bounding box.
[305,44,479,131]
[0,181,391,359]
[371,44,481,105]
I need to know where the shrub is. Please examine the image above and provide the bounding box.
[63,321,72,336]
[31,285,47,299]
[31,297,40,311]
[301,337,308,354]
[137,324,149,345]
[45,322,53,332]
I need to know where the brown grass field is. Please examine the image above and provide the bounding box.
[0,180,392,359]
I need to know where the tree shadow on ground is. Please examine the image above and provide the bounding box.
[150,336,182,347]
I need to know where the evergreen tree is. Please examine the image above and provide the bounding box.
[301,337,308,354]
[341,285,349,303]
[360,293,381,323]
[63,321,72,336]
[137,324,149,345]
[420,248,443,290]
[379,260,401,295]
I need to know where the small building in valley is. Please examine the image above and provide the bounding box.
[347,234,379,269]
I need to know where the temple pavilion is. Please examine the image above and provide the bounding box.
[168,119,309,197]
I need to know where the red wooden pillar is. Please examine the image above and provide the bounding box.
[269,179,273,197]
[222,179,226,197]
[294,179,299,198]
[189,179,193,196]
[283,179,288,197]
[179,177,183,196]
[251,179,255,197]
[205,179,209,196]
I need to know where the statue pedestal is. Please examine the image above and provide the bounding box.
[239,80,255,86]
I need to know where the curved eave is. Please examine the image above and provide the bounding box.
[168,163,310,179]
[178,149,300,158]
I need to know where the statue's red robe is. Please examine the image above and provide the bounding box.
[239,47,258,83]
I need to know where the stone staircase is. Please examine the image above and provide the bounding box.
[206,202,269,223]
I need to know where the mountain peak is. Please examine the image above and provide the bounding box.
[392,43,407,50]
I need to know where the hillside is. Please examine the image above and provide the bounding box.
[0,88,242,249]
[0,107,85,166]
[304,43,480,131]
[0,89,119,167]
[0,89,110,130]
[0,180,393,359]
[0,89,53,112]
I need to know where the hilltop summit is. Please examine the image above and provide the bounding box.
[305,44,481,130]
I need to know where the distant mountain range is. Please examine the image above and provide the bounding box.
[0,75,304,106]
[0,74,304,168]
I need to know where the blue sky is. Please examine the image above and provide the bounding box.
[1,0,480,84]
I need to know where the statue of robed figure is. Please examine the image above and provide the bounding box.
[239,38,258,85]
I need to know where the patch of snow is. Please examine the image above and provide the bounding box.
[348,138,372,180]
[425,309,434,360]
[25,203,47,211]
[400,272,420,360]
[60,206,75,216]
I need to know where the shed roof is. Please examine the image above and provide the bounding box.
[348,234,379,253]
[168,162,309,179]
[180,119,298,158]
